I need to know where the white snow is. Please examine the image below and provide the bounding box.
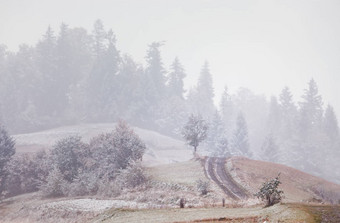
[12,123,193,166]
[41,198,155,212]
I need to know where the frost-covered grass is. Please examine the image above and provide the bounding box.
[13,123,192,165]
[40,198,152,212]
[97,203,313,223]
[147,159,205,187]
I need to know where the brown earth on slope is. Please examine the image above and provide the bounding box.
[226,156,340,204]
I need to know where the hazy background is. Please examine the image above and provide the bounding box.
[1,0,339,116]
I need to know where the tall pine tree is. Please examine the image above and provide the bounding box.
[188,61,215,120]
[323,104,339,141]
[298,79,323,141]
[231,112,252,158]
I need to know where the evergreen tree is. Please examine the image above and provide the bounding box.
[323,104,339,141]
[7,45,40,132]
[220,86,234,137]
[145,42,166,101]
[114,55,143,121]
[278,86,298,140]
[195,61,215,119]
[231,112,252,157]
[35,26,60,118]
[92,19,107,56]
[206,111,228,156]
[87,21,120,121]
[298,79,323,140]
[267,96,281,135]
[168,57,186,99]
[0,125,15,197]
[60,26,93,121]
[260,134,279,162]
[141,42,167,125]
[214,135,229,158]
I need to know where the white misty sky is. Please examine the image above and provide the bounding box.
[1,0,340,116]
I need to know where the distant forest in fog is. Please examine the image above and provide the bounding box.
[0,20,339,183]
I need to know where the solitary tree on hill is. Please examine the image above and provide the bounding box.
[182,114,208,154]
[255,173,283,207]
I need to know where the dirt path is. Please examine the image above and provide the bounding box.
[204,157,248,200]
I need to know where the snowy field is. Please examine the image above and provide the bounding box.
[12,123,193,166]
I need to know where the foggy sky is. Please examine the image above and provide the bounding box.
[1,0,340,116]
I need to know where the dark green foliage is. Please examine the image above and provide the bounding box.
[254,174,284,207]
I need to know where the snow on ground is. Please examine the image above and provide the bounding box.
[12,123,192,166]
[40,198,158,212]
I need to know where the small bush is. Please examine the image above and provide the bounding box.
[117,162,148,188]
[196,179,210,195]
[97,177,121,197]
[66,171,99,196]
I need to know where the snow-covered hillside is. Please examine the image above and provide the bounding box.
[12,123,193,166]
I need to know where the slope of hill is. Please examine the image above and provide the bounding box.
[12,123,192,166]
[225,157,340,204]
[1,154,340,222]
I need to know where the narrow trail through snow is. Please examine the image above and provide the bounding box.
[204,157,249,200]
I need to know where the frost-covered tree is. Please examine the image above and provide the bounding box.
[35,26,58,117]
[260,135,279,162]
[89,121,146,180]
[4,151,49,197]
[145,42,166,102]
[182,114,208,153]
[323,104,339,141]
[112,121,146,169]
[279,86,298,140]
[40,167,67,197]
[267,96,281,136]
[206,111,229,157]
[255,174,283,207]
[49,136,88,182]
[188,62,215,120]
[231,112,252,157]
[168,57,186,99]
[220,86,234,137]
[214,135,229,158]
[298,79,323,140]
[87,21,120,121]
[0,125,15,196]
[116,161,147,188]
[92,19,107,56]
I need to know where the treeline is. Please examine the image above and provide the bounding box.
[1,121,147,198]
[0,20,190,135]
[0,20,339,183]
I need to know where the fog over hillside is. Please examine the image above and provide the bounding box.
[0,0,340,185]
[1,2,340,222]
[1,0,340,117]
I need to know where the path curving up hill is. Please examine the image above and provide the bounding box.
[204,157,249,200]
